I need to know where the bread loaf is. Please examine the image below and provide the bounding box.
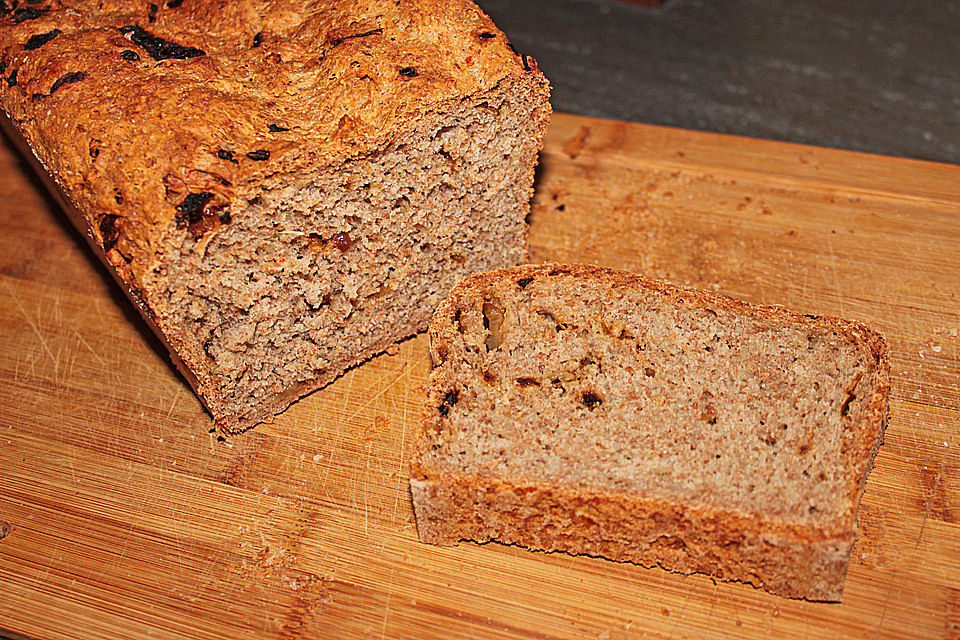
[410,263,889,601]
[0,0,550,432]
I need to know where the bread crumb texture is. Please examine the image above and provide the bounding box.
[411,263,890,601]
[0,1,550,431]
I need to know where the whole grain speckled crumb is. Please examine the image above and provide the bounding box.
[411,263,889,601]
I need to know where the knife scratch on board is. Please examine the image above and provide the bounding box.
[392,375,411,526]
[4,280,58,371]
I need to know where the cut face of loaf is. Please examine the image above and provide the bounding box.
[161,81,548,432]
[410,263,890,601]
[0,0,550,432]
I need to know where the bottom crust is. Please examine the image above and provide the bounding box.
[409,472,854,601]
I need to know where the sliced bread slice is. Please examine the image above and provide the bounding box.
[409,263,889,601]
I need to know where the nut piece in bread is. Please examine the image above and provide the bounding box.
[0,0,550,432]
[410,263,889,601]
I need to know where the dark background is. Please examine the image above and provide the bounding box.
[476,0,960,164]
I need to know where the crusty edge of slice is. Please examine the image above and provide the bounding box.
[409,471,855,601]
[410,262,891,601]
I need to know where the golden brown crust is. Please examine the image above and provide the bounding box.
[0,0,534,293]
[411,263,890,601]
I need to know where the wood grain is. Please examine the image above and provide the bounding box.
[1,112,958,639]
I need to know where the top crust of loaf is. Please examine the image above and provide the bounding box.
[414,263,891,539]
[0,0,545,293]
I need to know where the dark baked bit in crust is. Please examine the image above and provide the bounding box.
[410,263,890,601]
[0,0,551,433]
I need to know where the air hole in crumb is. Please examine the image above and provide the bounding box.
[306,293,331,312]
[808,506,818,514]
[451,254,466,264]
[537,309,556,323]
[798,443,810,455]
[581,391,603,410]
[516,377,540,387]
[475,101,500,116]
[420,243,433,253]
[482,369,497,384]
[841,393,856,416]
[644,366,656,377]
[99,214,120,251]
[762,435,777,446]
[483,299,505,350]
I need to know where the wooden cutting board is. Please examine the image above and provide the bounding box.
[1,112,958,640]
